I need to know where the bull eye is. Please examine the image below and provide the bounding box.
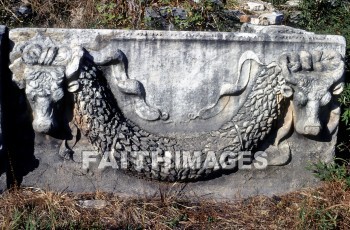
[295,92,307,106]
[27,80,39,89]
[320,92,331,106]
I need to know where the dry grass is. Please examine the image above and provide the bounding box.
[0,181,350,229]
[1,0,106,28]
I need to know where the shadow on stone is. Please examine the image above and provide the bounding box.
[3,40,37,188]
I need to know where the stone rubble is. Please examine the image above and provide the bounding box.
[16,5,33,18]
[9,0,293,29]
[244,2,265,11]
[240,14,251,23]
[145,0,287,29]
[253,12,284,25]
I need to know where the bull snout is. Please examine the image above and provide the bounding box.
[30,97,55,134]
[294,100,322,136]
[304,125,321,136]
[33,119,52,133]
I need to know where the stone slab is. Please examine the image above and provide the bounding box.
[5,25,346,199]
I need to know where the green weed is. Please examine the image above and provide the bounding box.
[309,160,350,188]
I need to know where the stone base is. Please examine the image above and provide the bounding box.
[12,131,334,200]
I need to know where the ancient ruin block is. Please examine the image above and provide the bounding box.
[6,25,346,199]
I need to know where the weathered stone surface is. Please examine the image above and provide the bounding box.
[244,2,265,11]
[257,12,284,25]
[14,131,337,200]
[250,16,260,25]
[241,23,314,34]
[5,25,346,199]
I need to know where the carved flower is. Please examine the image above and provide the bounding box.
[22,43,42,65]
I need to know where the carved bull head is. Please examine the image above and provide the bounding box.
[9,37,84,134]
[23,66,65,133]
[279,50,344,136]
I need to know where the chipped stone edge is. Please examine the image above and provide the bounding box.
[9,27,346,52]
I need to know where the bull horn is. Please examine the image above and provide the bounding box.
[278,53,298,85]
[329,59,344,84]
[331,61,345,83]
[321,50,344,84]
[9,58,26,89]
[65,46,85,79]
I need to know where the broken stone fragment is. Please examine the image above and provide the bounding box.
[285,0,300,7]
[258,12,284,25]
[244,2,265,11]
[240,15,251,23]
[16,4,33,18]
[250,16,260,25]
[240,23,314,34]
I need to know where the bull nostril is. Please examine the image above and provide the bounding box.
[32,120,53,133]
[304,126,321,135]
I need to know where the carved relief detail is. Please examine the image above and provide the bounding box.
[278,50,344,136]
[9,34,345,181]
[10,35,167,124]
[90,47,169,121]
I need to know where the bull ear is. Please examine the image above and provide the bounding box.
[9,58,26,89]
[68,81,80,93]
[281,85,293,98]
[332,82,344,95]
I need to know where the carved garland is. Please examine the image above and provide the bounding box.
[9,34,344,181]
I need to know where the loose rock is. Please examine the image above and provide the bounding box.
[244,2,265,11]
